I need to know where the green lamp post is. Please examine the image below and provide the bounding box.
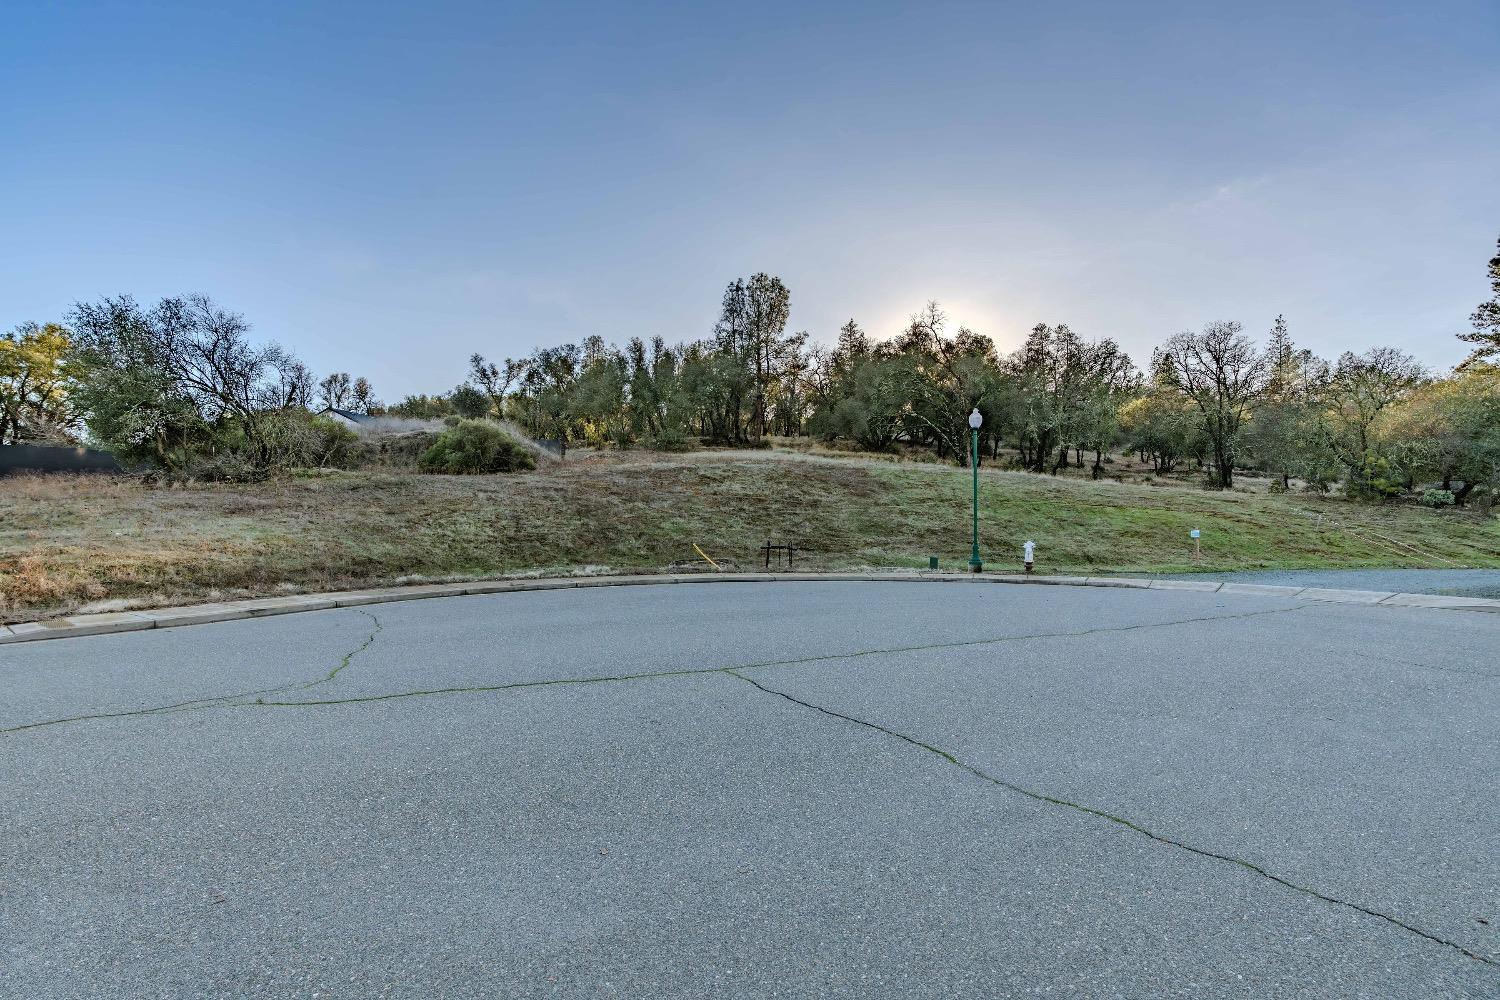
[968,407,983,573]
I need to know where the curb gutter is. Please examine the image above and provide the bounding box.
[1,572,1497,646]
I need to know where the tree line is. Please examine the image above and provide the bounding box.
[0,295,382,476]
[387,238,1500,504]
[3,237,1498,504]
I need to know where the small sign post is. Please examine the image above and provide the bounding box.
[1190,528,1201,564]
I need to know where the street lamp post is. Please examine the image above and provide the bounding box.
[968,407,983,573]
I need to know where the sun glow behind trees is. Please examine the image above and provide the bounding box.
[4,236,1499,507]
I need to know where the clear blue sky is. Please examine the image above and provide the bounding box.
[5,0,1497,399]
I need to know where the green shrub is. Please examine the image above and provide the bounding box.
[1421,488,1456,508]
[418,419,537,474]
[642,428,694,452]
[346,429,442,470]
[155,410,354,482]
[176,451,265,484]
[1345,454,1402,500]
[256,410,357,470]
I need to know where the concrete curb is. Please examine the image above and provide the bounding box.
[2,571,1497,646]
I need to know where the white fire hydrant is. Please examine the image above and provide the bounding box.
[1023,540,1036,574]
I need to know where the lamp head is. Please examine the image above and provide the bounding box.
[968,408,982,430]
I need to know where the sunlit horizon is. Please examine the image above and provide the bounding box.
[4,0,1496,397]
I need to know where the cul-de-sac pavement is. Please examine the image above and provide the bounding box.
[3,581,1497,999]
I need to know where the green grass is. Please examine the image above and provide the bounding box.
[2,448,1497,622]
[874,461,1500,574]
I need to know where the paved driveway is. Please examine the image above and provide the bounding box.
[2,582,1497,998]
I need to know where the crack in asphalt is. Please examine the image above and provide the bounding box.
[722,668,1499,970]
[1412,662,1500,681]
[6,599,1494,971]
[248,603,1310,710]
[306,609,383,687]
[251,664,720,708]
[0,610,383,735]
[725,602,1311,674]
[1,604,1302,729]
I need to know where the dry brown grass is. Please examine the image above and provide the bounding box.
[3,451,1497,623]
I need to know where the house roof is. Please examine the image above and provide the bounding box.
[318,407,374,424]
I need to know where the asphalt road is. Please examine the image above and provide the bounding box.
[3,581,1497,999]
[1157,568,1500,599]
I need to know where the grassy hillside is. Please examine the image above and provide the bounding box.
[3,448,1498,622]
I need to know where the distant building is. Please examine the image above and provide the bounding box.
[317,407,374,430]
